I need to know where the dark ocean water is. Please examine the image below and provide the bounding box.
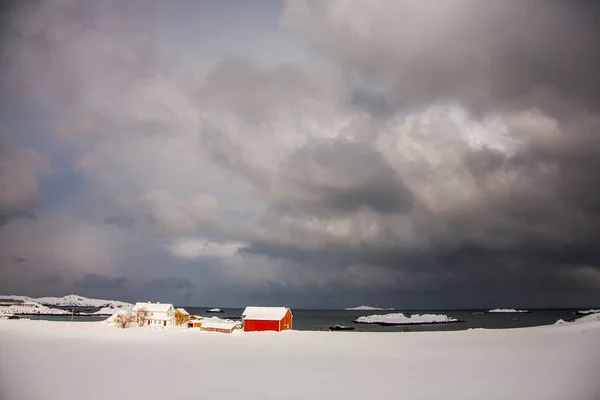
[22,307,590,331]
[179,307,586,332]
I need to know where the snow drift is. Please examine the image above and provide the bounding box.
[354,313,459,325]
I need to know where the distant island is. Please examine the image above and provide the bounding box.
[577,309,600,315]
[343,305,395,311]
[354,313,461,326]
[0,294,133,317]
[487,309,530,313]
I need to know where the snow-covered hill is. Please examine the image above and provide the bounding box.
[488,309,529,313]
[0,301,70,316]
[0,294,132,310]
[354,313,459,325]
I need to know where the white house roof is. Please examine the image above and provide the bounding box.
[132,302,174,313]
[242,306,290,321]
[176,308,189,315]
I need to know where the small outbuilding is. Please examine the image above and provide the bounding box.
[200,318,241,334]
[187,319,202,328]
[241,306,293,332]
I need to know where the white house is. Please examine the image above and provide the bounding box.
[132,302,175,327]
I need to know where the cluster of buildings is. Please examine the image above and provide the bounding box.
[130,301,293,334]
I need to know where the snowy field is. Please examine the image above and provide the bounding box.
[1,316,599,400]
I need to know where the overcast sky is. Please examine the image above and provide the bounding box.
[1,0,599,309]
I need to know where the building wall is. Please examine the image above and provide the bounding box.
[243,319,280,332]
[201,326,234,334]
[279,310,293,331]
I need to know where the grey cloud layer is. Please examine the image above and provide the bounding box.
[0,0,599,307]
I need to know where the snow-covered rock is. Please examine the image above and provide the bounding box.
[354,313,459,325]
[488,309,529,313]
[343,305,394,311]
[0,294,132,310]
[0,302,70,316]
[576,309,600,315]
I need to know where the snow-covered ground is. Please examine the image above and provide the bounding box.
[488,308,529,313]
[343,305,394,311]
[577,309,600,315]
[0,315,598,399]
[354,313,459,325]
[0,294,132,310]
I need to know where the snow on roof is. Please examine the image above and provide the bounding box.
[176,308,189,315]
[200,319,241,330]
[132,302,174,313]
[242,306,290,321]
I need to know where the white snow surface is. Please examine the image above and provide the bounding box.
[92,307,127,316]
[242,306,289,320]
[0,294,132,310]
[355,313,458,325]
[488,308,529,313]
[343,305,394,311]
[578,309,600,315]
[1,315,599,399]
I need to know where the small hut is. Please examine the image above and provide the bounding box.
[200,318,241,334]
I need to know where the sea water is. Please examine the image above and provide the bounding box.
[24,307,586,331]
[181,307,584,332]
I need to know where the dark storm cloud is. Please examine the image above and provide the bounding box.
[284,0,600,116]
[278,139,414,215]
[149,277,194,291]
[0,133,50,226]
[0,209,34,226]
[74,274,128,290]
[1,0,600,308]
[104,214,135,229]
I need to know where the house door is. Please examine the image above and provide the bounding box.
[163,321,166,327]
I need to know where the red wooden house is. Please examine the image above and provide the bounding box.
[241,306,293,332]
